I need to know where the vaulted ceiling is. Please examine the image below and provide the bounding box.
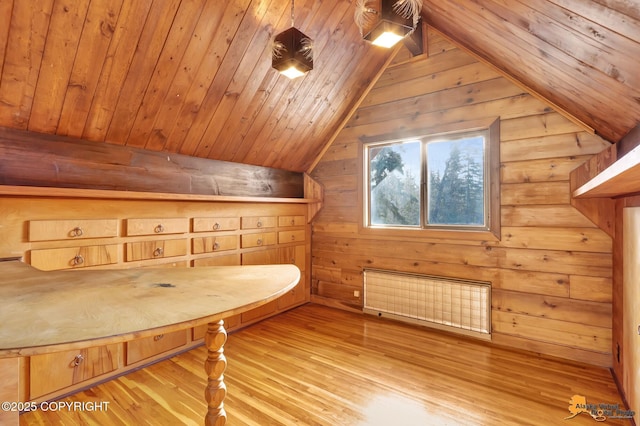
[0,0,638,173]
[422,0,640,146]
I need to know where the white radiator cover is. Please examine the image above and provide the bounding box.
[363,269,491,340]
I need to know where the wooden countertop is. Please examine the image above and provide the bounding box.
[0,261,300,357]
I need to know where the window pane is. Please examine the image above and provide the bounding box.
[369,141,421,227]
[427,136,485,226]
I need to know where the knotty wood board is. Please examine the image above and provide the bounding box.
[0,261,299,356]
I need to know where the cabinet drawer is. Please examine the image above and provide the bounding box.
[126,239,188,262]
[241,232,276,248]
[193,217,239,232]
[242,248,278,265]
[30,343,120,399]
[277,276,307,310]
[241,300,277,323]
[278,230,305,244]
[29,219,118,242]
[279,245,306,271]
[241,216,276,229]
[125,218,189,236]
[140,260,189,268]
[192,235,238,254]
[30,245,118,271]
[193,254,240,267]
[126,330,188,365]
[278,215,305,227]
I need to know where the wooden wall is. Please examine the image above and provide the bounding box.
[309,30,614,366]
[0,127,303,198]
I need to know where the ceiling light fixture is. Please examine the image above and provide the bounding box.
[272,0,313,79]
[355,0,422,48]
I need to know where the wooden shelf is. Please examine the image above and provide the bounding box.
[0,185,320,204]
[573,144,640,199]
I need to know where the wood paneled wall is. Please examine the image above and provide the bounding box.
[309,30,614,366]
[0,127,303,198]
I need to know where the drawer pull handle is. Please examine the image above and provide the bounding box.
[71,254,84,266]
[71,354,84,367]
[153,247,164,257]
[213,242,220,250]
[291,219,295,225]
[291,235,296,241]
[213,222,220,230]
[153,334,164,341]
[69,227,84,237]
[256,221,262,228]
[154,224,165,233]
[256,238,263,246]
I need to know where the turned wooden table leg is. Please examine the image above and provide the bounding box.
[204,320,228,426]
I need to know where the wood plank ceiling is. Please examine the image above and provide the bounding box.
[0,0,392,173]
[422,0,640,145]
[0,0,638,173]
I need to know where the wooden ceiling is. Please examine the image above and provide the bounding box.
[0,0,638,174]
[422,0,640,146]
[0,0,392,173]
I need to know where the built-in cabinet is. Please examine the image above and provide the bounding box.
[0,190,313,403]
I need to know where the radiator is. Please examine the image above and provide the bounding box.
[363,269,491,340]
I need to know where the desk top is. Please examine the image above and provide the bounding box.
[0,261,300,356]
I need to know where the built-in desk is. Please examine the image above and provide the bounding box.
[0,260,300,425]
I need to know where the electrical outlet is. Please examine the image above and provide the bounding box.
[354,290,360,298]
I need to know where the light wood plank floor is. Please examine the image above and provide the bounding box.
[21,304,628,425]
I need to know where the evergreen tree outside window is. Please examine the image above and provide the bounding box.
[369,141,421,227]
[364,125,499,234]
[427,136,485,227]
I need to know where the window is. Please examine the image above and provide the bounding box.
[364,121,499,237]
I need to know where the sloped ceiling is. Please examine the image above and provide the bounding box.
[0,0,392,173]
[422,0,640,145]
[0,0,638,174]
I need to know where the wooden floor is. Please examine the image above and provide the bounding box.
[21,304,628,425]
